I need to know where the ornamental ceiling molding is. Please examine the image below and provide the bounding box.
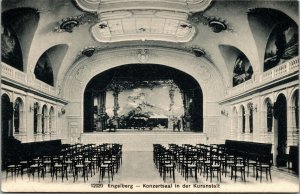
[73,0,213,13]
[75,44,209,62]
[137,49,149,63]
[62,46,225,102]
[91,10,196,43]
[54,12,98,33]
[188,12,234,33]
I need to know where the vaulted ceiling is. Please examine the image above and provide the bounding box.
[1,0,298,87]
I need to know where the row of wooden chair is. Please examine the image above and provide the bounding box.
[153,143,273,183]
[5,143,123,183]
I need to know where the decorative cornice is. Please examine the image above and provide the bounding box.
[75,44,211,62]
[73,0,213,13]
[188,12,233,33]
[90,10,196,43]
[137,49,149,63]
[54,12,98,33]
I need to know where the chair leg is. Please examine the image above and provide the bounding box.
[234,168,237,182]
[269,168,272,182]
[108,169,110,183]
[260,169,262,183]
[195,168,197,182]
[99,168,101,183]
[173,168,175,183]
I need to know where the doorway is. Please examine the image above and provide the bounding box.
[274,94,287,166]
[1,94,13,141]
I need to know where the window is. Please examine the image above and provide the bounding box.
[267,101,273,132]
[241,106,245,133]
[249,108,253,133]
[13,100,20,133]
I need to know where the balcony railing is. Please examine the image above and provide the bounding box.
[1,63,56,95]
[261,57,299,83]
[227,57,299,97]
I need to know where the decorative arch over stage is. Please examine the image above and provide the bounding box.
[83,64,203,133]
[61,47,225,144]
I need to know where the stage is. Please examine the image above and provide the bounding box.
[80,129,207,151]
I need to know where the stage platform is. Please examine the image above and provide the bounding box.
[80,129,207,151]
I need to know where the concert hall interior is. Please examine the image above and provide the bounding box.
[1,0,299,192]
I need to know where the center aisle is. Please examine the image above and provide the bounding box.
[112,151,186,184]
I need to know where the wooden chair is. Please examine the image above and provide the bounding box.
[28,158,45,180]
[162,155,176,183]
[256,154,272,182]
[99,156,114,183]
[230,154,247,182]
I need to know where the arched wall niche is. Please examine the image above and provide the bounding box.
[218,45,253,87]
[1,93,13,139]
[264,97,273,133]
[247,8,298,72]
[61,47,226,140]
[1,7,40,72]
[34,44,69,86]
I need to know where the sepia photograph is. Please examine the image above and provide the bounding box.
[0,0,299,192]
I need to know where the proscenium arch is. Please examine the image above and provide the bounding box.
[83,63,204,132]
[62,47,225,135]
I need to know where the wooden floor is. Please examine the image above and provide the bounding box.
[1,151,299,192]
[80,130,207,151]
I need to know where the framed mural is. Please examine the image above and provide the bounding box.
[233,54,253,87]
[264,22,298,71]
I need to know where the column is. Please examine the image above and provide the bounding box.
[228,115,235,139]
[169,86,175,111]
[244,112,250,141]
[36,113,43,141]
[113,90,119,117]
[18,110,27,142]
[237,115,243,141]
[287,106,297,146]
[183,93,191,131]
[50,115,57,140]
[44,114,50,140]
[112,89,120,129]
[260,110,268,143]
[97,92,107,131]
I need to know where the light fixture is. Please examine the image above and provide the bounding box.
[192,48,205,57]
[99,23,107,29]
[30,102,39,112]
[221,109,228,116]
[248,103,257,112]
[14,101,20,111]
[58,107,66,117]
[59,19,80,33]
[208,19,227,33]
[82,47,96,57]
[138,28,146,32]
[180,23,192,28]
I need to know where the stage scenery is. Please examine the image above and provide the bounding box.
[1,0,299,193]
